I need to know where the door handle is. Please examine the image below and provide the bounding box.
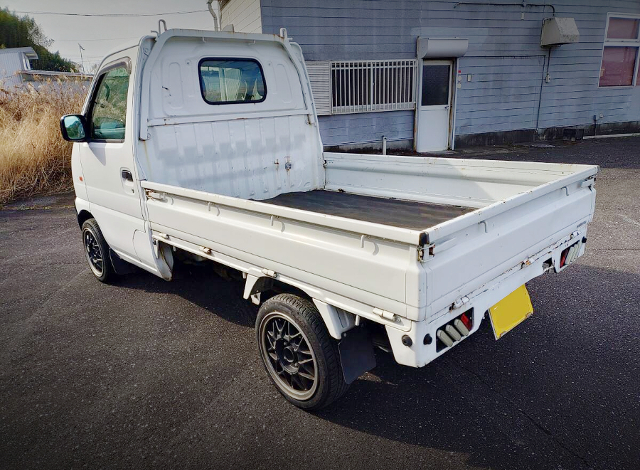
[121,169,133,182]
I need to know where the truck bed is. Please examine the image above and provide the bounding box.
[262,190,474,230]
[140,152,598,328]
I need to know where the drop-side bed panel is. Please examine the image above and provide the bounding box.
[140,180,426,318]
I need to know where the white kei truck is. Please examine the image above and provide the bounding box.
[60,28,598,410]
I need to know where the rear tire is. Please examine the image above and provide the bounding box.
[81,218,114,283]
[256,294,349,410]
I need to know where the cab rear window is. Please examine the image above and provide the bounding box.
[198,59,266,104]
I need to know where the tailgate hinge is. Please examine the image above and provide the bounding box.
[580,177,596,189]
[451,296,470,310]
[373,308,398,322]
[261,268,277,278]
[418,245,433,261]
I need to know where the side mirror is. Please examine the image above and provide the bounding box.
[60,114,88,142]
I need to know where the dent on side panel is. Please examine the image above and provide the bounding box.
[163,61,184,111]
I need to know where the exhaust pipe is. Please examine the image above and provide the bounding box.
[454,319,470,336]
[437,330,454,347]
[445,324,462,342]
[436,310,473,351]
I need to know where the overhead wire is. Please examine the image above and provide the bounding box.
[13,7,209,69]
[55,37,141,42]
[11,9,207,17]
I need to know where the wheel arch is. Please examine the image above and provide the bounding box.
[244,274,356,340]
[77,209,94,229]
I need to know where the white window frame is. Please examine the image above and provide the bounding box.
[330,59,418,115]
[599,12,640,88]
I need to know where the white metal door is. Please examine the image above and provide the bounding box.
[79,61,144,261]
[416,60,452,152]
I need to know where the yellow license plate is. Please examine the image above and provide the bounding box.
[488,285,534,340]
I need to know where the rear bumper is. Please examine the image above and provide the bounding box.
[385,225,588,367]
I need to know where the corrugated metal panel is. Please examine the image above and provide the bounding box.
[305,61,332,115]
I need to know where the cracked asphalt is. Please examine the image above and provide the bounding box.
[1,137,639,470]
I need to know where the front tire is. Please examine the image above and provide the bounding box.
[81,218,114,283]
[256,294,349,410]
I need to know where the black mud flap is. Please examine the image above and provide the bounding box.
[338,327,376,384]
[109,249,136,275]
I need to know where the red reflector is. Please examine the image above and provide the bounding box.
[460,312,472,330]
[560,247,570,267]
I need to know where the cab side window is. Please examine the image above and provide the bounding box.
[90,65,130,141]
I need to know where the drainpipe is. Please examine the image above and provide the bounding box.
[206,0,219,31]
[535,47,552,138]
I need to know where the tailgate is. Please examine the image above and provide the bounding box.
[422,165,598,319]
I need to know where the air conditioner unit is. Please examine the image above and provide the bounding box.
[541,17,580,46]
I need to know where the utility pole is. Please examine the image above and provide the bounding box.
[78,43,85,74]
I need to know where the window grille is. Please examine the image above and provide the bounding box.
[331,60,418,114]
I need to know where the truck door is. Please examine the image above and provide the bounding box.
[78,59,144,261]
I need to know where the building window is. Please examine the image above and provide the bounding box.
[600,14,640,87]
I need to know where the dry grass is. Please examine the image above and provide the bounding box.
[0,81,87,204]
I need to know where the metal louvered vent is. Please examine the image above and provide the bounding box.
[305,61,332,116]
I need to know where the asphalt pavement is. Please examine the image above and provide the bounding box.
[1,137,639,470]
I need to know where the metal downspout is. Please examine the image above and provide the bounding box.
[206,0,220,31]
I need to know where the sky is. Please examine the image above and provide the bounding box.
[2,0,220,71]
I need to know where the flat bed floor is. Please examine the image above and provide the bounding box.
[263,190,474,230]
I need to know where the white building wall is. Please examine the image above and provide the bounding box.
[221,0,263,33]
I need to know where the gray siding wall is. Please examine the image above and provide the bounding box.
[319,111,414,146]
[260,0,640,146]
[221,0,263,33]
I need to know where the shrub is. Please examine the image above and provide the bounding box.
[0,80,87,204]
